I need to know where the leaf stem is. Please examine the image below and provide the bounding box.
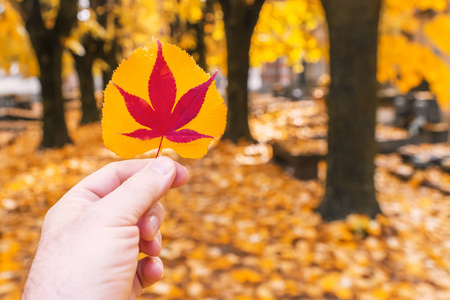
[155,136,164,158]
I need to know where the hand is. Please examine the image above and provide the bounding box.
[22,157,188,300]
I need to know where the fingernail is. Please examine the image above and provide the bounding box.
[151,157,173,175]
[155,259,164,279]
[149,216,159,234]
[156,231,162,247]
[151,257,164,279]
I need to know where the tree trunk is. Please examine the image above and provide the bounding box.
[223,26,253,142]
[99,0,121,90]
[193,20,207,71]
[73,0,114,123]
[74,52,100,124]
[316,0,382,220]
[219,0,265,143]
[35,41,72,148]
[101,38,121,90]
[17,0,78,148]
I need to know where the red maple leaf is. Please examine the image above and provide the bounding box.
[112,40,217,156]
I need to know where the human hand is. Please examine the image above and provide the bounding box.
[22,157,188,300]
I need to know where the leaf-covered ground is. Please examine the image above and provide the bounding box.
[1,110,450,300]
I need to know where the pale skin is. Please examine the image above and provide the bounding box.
[22,157,188,300]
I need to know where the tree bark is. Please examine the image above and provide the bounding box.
[101,37,121,90]
[19,0,77,148]
[72,0,108,124]
[193,20,207,71]
[73,51,100,124]
[98,0,121,90]
[219,0,265,143]
[316,0,382,220]
[35,42,72,148]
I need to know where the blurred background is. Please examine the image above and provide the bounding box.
[1,0,450,299]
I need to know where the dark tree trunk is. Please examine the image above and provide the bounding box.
[19,0,77,148]
[35,42,72,148]
[72,0,116,124]
[197,0,217,71]
[169,1,209,71]
[73,52,100,124]
[183,20,207,70]
[102,68,113,91]
[98,0,121,90]
[219,0,265,143]
[316,0,382,220]
[193,20,207,71]
[169,15,183,43]
[101,37,121,90]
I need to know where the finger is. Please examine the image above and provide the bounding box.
[137,202,165,241]
[92,157,176,224]
[139,231,162,256]
[172,163,189,188]
[65,159,188,202]
[136,256,164,289]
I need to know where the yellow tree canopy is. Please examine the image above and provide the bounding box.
[120,0,163,55]
[0,0,38,76]
[160,0,205,51]
[379,0,450,108]
[251,0,324,72]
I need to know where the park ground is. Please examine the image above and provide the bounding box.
[1,105,450,300]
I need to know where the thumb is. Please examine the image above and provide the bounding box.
[92,157,176,225]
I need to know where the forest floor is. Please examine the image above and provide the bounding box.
[1,107,450,300]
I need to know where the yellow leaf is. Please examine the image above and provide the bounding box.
[319,272,340,292]
[102,39,227,159]
[231,268,263,283]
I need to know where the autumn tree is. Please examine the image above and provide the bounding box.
[378,0,450,109]
[218,0,265,142]
[210,0,323,142]
[118,0,163,57]
[0,0,38,76]
[98,0,122,90]
[11,0,77,148]
[69,0,122,124]
[250,0,324,74]
[70,18,102,124]
[316,0,383,220]
[160,0,211,70]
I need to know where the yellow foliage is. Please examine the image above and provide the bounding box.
[250,0,325,69]
[162,0,205,25]
[425,14,450,56]
[179,0,204,23]
[319,272,340,292]
[379,0,450,109]
[179,32,197,50]
[384,0,447,14]
[0,239,19,272]
[231,268,263,283]
[62,50,75,78]
[93,58,109,76]
[2,108,450,298]
[335,286,353,300]
[205,6,227,72]
[120,0,162,55]
[378,35,450,109]
[70,9,109,44]
[0,0,38,76]
[142,0,326,75]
